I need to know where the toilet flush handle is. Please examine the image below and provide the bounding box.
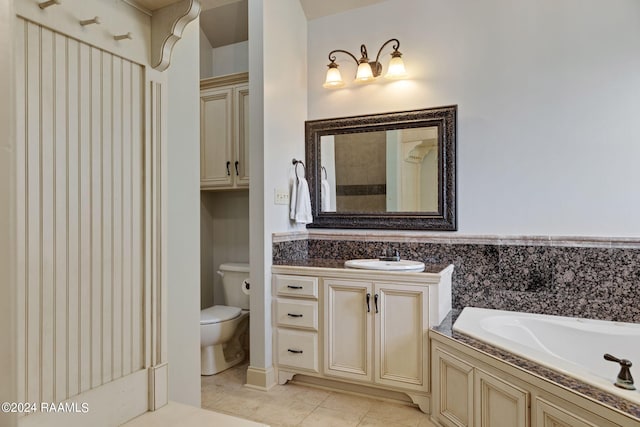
[216,270,224,278]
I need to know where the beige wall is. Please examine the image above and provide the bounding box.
[307,0,640,236]
[212,41,249,77]
[0,0,16,426]
[166,19,202,406]
[248,0,307,379]
[199,26,214,79]
[200,190,250,309]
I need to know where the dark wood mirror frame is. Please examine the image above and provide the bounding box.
[305,105,457,230]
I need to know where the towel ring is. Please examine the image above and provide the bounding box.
[292,158,305,182]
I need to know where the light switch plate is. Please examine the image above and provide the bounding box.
[274,189,289,205]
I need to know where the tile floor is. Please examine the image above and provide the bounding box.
[124,401,268,427]
[201,362,438,427]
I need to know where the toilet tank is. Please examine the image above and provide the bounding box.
[218,262,250,310]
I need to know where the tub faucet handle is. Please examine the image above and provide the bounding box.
[604,353,636,390]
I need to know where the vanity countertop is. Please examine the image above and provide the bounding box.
[272,258,452,274]
[431,311,640,421]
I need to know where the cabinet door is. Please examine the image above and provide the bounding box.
[200,87,233,188]
[432,346,475,427]
[475,369,530,427]
[323,279,373,382]
[374,283,429,392]
[534,397,615,427]
[234,84,249,187]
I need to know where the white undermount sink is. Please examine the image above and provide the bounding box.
[344,259,426,272]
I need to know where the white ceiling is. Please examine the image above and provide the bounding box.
[133,0,387,16]
[130,0,243,12]
[129,0,175,12]
[136,0,389,47]
[200,0,247,48]
[298,0,389,20]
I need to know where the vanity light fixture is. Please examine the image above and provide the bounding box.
[323,38,408,89]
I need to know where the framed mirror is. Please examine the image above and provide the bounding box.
[305,106,457,230]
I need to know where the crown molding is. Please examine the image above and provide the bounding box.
[200,72,249,90]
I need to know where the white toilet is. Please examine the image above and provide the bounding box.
[200,262,250,375]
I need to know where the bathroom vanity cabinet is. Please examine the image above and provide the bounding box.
[323,279,429,393]
[200,73,249,190]
[272,263,454,413]
[430,333,634,427]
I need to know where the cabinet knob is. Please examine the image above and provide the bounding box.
[287,349,303,354]
[235,160,239,176]
[226,161,231,176]
[287,313,303,318]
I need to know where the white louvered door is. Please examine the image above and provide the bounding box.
[14,16,164,427]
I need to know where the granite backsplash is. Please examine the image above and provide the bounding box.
[273,235,640,323]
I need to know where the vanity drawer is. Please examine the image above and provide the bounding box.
[275,298,318,330]
[274,275,318,299]
[276,329,318,373]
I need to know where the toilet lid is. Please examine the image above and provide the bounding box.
[218,262,250,273]
[200,305,242,325]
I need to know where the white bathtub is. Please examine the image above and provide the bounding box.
[453,307,640,404]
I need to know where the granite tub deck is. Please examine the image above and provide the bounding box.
[431,310,640,423]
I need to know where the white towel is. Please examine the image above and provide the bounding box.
[289,178,298,221]
[321,179,331,212]
[290,177,312,224]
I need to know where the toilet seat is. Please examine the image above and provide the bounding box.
[200,305,242,325]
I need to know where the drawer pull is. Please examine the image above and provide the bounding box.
[287,349,303,354]
[287,313,303,318]
[287,285,303,289]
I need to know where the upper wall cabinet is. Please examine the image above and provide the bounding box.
[200,73,249,190]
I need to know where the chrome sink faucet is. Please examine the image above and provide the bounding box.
[379,248,400,262]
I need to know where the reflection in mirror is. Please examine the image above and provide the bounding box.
[320,127,439,213]
[305,106,456,230]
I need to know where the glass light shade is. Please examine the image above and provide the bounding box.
[323,66,345,88]
[355,62,375,83]
[384,55,407,79]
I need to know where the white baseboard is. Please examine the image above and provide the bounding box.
[18,369,148,427]
[149,363,169,410]
[244,365,276,391]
